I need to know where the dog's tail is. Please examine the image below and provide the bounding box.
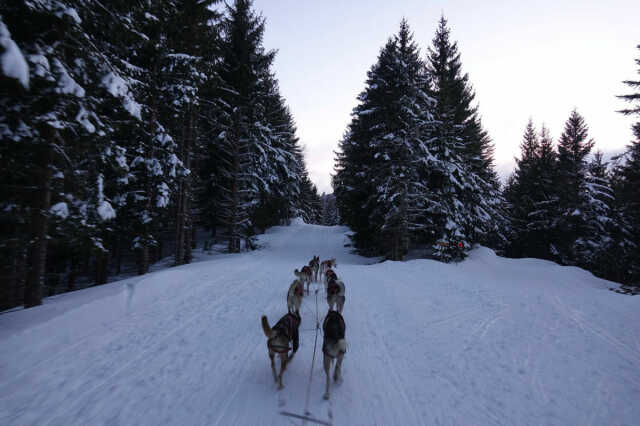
[261,315,275,338]
[338,338,347,353]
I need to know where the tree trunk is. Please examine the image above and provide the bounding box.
[95,251,109,285]
[24,143,53,307]
[114,237,122,275]
[67,256,77,291]
[137,245,149,275]
[175,180,185,265]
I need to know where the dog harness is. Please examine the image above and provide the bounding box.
[322,312,346,357]
[327,280,340,296]
[270,313,300,353]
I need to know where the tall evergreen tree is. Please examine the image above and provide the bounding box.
[585,152,633,280]
[207,0,306,251]
[334,20,436,259]
[614,44,640,282]
[505,122,560,260]
[553,109,594,264]
[0,1,136,305]
[425,16,506,259]
[160,0,221,265]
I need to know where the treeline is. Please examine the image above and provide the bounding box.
[0,0,320,309]
[503,45,640,284]
[505,111,639,283]
[334,18,505,262]
[333,18,639,285]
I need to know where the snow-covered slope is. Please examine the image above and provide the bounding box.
[1,221,639,426]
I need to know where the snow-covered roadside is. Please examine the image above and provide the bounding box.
[1,221,639,425]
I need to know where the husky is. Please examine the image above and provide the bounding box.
[287,279,304,314]
[324,268,337,288]
[319,258,337,282]
[322,310,347,400]
[309,255,320,282]
[326,277,345,313]
[294,265,313,294]
[261,312,301,389]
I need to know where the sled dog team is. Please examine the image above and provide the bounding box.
[261,256,346,399]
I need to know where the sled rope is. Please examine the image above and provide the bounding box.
[303,287,321,421]
[280,282,332,425]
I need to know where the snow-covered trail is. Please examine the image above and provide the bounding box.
[1,221,639,425]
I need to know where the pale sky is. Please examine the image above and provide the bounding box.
[254,0,639,194]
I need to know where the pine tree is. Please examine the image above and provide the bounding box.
[530,125,561,258]
[0,1,136,305]
[209,0,305,251]
[585,152,633,280]
[505,120,540,256]
[553,110,594,264]
[158,0,221,265]
[321,193,339,226]
[425,16,505,260]
[615,44,640,282]
[334,20,436,259]
[505,122,560,260]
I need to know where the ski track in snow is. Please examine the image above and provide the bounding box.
[1,222,639,425]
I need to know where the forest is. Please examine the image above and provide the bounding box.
[333,18,639,285]
[0,0,328,310]
[1,1,639,310]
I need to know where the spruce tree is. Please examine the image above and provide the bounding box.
[425,16,505,259]
[208,0,306,251]
[585,152,633,280]
[553,110,594,264]
[505,122,560,260]
[334,20,436,259]
[505,120,540,256]
[615,44,640,282]
[0,1,135,305]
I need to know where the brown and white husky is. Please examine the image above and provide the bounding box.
[309,255,320,282]
[319,258,337,283]
[326,277,345,313]
[324,268,337,288]
[261,312,301,389]
[287,279,304,314]
[294,265,313,294]
[322,310,347,400]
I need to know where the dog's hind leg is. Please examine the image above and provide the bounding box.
[269,350,278,383]
[323,354,332,400]
[334,353,344,382]
[277,353,288,390]
[337,296,345,313]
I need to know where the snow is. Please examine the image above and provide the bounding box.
[0,20,29,88]
[1,222,639,425]
[52,58,85,97]
[101,72,142,120]
[97,201,115,221]
[50,202,69,219]
[75,106,95,133]
[96,174,115,221]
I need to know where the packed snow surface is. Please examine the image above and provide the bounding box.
[1,222,639,425]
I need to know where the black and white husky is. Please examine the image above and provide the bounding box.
[309,255,320,282]
[261,312,301,390]
[287,279,303,314]
[326,277,345,313]
[322,310,347,400]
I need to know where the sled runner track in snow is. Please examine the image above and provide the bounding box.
[2,222,640,425]
[279,410,331,425]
